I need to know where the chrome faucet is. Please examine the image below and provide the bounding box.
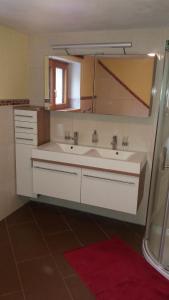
[111,135,118,150]
[122,136,129,148]
[72,131,79,145]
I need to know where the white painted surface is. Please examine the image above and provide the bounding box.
[15,143,35,197]
[15,120,37,134]
[81,169,139,214]
[33,161,81,202]
[15,132,38,145]
[0,0,169,33]
[32,158,140,214]
[0,107,27,221]
[14,109,37,122]
[14,108,38,197]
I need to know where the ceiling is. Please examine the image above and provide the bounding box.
[0,0,169,34]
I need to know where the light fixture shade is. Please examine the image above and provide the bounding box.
[52,42,132,50]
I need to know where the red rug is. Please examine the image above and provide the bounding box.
[64,237,169,300]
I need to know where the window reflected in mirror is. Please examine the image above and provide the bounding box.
[44,54,156,117]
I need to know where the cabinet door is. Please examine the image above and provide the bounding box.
[81,169,139,214]
[16,144,35,197]
[33,161,81,203]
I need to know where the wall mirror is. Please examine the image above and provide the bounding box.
[44,54,156,117]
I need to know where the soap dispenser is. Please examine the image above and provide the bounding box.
[92,129,98,144]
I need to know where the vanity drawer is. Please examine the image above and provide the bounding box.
[15,132,37,145]
[15,121,37,134]
[81,169,139,214]
[14,110,37,123]
[33,161,81,203]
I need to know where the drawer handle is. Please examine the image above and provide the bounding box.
[15,115,33,118]
[15,126,34,129]
[34,166,78,175]
[83,174,135,185]
[16,137,34,141]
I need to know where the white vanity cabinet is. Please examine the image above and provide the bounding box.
[81,169,140,214]
[32,161,81,202]
[31,142,146,214]
[14,107,50,197]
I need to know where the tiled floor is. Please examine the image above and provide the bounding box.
[0,201,145,300]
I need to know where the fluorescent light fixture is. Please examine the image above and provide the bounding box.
[52,42,132,50]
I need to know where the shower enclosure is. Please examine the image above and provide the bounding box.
[143,41,169,279]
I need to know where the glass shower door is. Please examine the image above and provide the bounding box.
[147,49,169,271]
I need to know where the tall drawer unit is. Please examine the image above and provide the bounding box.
[14,108,50,146]
[14,107,50,197]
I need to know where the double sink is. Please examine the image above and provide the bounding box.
[55,143,134,160]
[32,142,146,175]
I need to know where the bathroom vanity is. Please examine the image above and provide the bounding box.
[32,143,146,215]
[14,107,146,215]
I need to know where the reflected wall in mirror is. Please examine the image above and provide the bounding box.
[44,55,156,117]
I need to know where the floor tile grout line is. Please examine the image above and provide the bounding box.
[63,273,77,280]
[91,217,112,240]
[0,291,22,298]
[29,205,75,300]
[4,219,27,300]
[6,220,36,228]
[16,254,53,265]
[29,203,73,236]
[44,229,72,236]
[61,214,84,247]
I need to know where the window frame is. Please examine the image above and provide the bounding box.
[49,59,68,109]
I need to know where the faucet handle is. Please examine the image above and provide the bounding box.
[110,135,118,149]
[122,136,129,147]
[92,129,98,143]
[65,131,70,140]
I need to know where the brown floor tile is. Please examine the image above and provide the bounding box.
[6,204,33,227]
[0,243,21,296]
[0,292,24,300]
[18,256,72,300]
[0,221,9,245]
[8,223,49,262]
[65,274,95,300]
[0,202,145,300]
[52,252,76,277]
[65,213,107,246]
[46,231,81,277]
[46,231,82,253]
[30,203,69,235]
[95,216,145,253]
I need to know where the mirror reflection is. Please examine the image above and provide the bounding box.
[44,55,156,117]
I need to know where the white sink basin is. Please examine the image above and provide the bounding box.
[34,142,146,175]
[58,143,91,155]
[95,148,134,160]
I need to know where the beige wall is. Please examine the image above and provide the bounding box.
[0,26,29,220]
[94,61,149,116]
[80,56,94,97]
[0,25,29,99]
[28,27,169,225]
[99,57,155,107]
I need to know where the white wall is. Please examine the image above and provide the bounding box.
[28,27,169,225]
